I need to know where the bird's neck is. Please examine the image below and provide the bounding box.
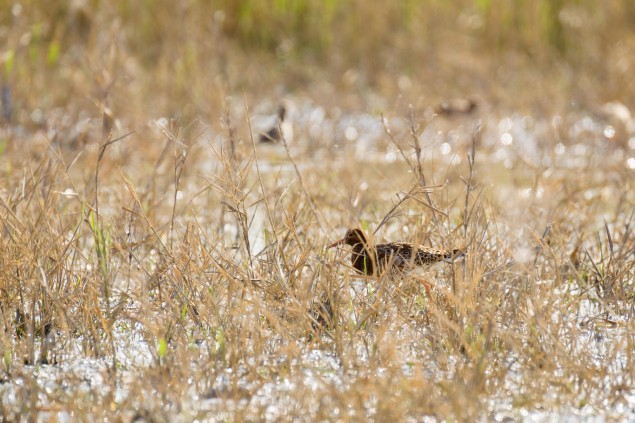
[351,242,377,275]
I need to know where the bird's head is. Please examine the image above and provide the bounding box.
[328,228,369,248]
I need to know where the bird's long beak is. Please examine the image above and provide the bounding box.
[327,238,345,249]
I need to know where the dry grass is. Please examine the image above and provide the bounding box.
[1,1,635,421]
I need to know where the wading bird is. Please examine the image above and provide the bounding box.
[328,228,465,296]
[259,105,288,143]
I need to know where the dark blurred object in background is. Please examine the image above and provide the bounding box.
[2,84,12,123]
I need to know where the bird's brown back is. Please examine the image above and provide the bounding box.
[375,242,464,271]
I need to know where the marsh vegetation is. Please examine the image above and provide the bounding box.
[1,1,634,421]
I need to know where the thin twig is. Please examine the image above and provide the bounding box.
[463,124,481,238]
[244,98,281,272]
[374,185,446,235]
[278,116,328,235]
[532,223,552,268]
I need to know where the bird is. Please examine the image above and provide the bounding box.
[434,98,477,117]
[328,228,465,295]
[259,105,287,143]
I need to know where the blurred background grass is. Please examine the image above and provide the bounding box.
[1,0,635,122]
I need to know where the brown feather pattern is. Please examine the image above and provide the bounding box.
[330,228,464,277]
